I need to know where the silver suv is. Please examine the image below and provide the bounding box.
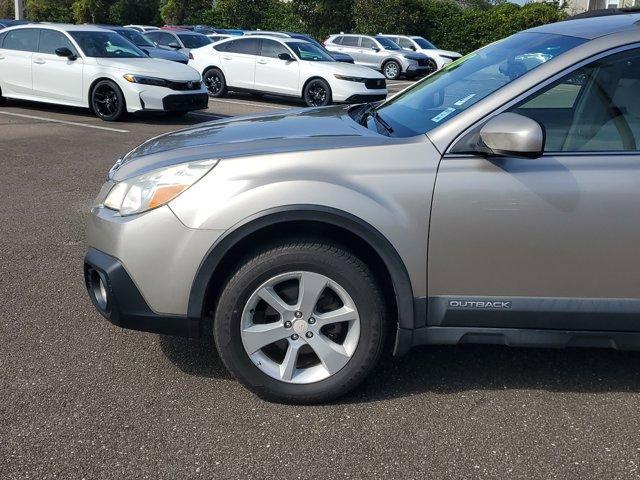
[86,13,640,403]
[324,34,430,79]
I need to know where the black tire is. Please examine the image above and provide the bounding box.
[214,239,386,404]
[0,86,6,106]
[203,68,227,98]
[382,60,401,80]
[303,78,332,107]
[425,58,438,76]
[91,80,126,122]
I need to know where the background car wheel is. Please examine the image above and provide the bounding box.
[203,68,227,98]
[214,239,386,404]
[303,79,332,107]
[425,58,438,75]
[91,80,126,122]
[382,60,401,80]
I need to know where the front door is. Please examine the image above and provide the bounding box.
[254,39,299,96]
[428,46,640,331]
[32,29,84,104]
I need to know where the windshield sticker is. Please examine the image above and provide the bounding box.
[454,94,476,106]
[431,107,456,123]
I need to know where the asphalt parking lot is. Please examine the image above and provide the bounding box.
[3,81,640,480]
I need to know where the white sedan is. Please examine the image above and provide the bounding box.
[188,35,387,107]
[0,24,208,121]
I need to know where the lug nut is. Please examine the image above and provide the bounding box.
[305,332,313,338]
[308,317,316,324]
[284,321,292,328]
[294,311,303,318]
[291,334,299,340]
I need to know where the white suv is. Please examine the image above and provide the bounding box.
[189,35,387,107]
[0,24,207,121]
[379,35,462,70]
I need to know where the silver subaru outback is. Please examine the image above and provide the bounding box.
[86,13,640,403]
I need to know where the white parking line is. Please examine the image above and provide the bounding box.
[208,98,290,110]
[0,111,130,133]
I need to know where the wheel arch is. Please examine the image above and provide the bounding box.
[188,206,415,355]
[301,75,331,98]
[87,76,125,112]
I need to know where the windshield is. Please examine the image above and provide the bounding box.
[118,29,154,48]
[374,32,586,136]
[177,33,211,49]
[413,37,436,49]
[286,41,334,62]
[375,36,401,51]
[70,31,147,58]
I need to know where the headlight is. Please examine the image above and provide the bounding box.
[123,74,169,87]
[334,74,366,83]
[103,159,218,216]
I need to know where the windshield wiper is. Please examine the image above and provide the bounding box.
[360,104,394,135]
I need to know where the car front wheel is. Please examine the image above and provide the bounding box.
[303,79,332,107]
[382,60,401,80]
[91,80,126,122]
[203,68,227,98]
[214,239,386,404]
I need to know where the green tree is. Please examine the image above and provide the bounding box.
[109,0,161,25]
[292,0,355,38]
[25,0,74,22]
[72,0,114,23]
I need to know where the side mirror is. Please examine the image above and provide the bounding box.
[479,112,544,159]
[371,46,380,52]
[55,47,77,60]
[278,52,294,61]
[410,46,416,51]
[168,42,181,49]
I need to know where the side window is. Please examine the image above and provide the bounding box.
[154,32,175,46]
[361,37,376,49]
[38,30,76,55]
[341,36,359,47]
[332,36,344,45]
[145,32,159,43]
[511,48,640,152]
[223,38,259,55]
[398,37,414,49]
[3,28,38,52]
[260,39,289,58]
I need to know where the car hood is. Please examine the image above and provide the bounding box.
[143,46,188,62]
[95,58,200,80]
[113,105,402,181]
[428,48,461,58]
[320,61,385,78]
[400,50,428,60]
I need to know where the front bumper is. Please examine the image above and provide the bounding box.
[84,248,199,337]
[122,82,208,112]
[405,64,430,75]
[343,93,387,104]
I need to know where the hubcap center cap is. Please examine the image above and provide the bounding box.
[292,319,309,335]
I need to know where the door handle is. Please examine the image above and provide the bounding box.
[257,59,267,64]
[33,58,45,64]
[222,56,232,60]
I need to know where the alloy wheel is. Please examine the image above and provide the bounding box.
[384,62,400,79]
[204,71,223,96]
[305,82,328,107]
[93,84,120,118]
[240,271,361,384]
